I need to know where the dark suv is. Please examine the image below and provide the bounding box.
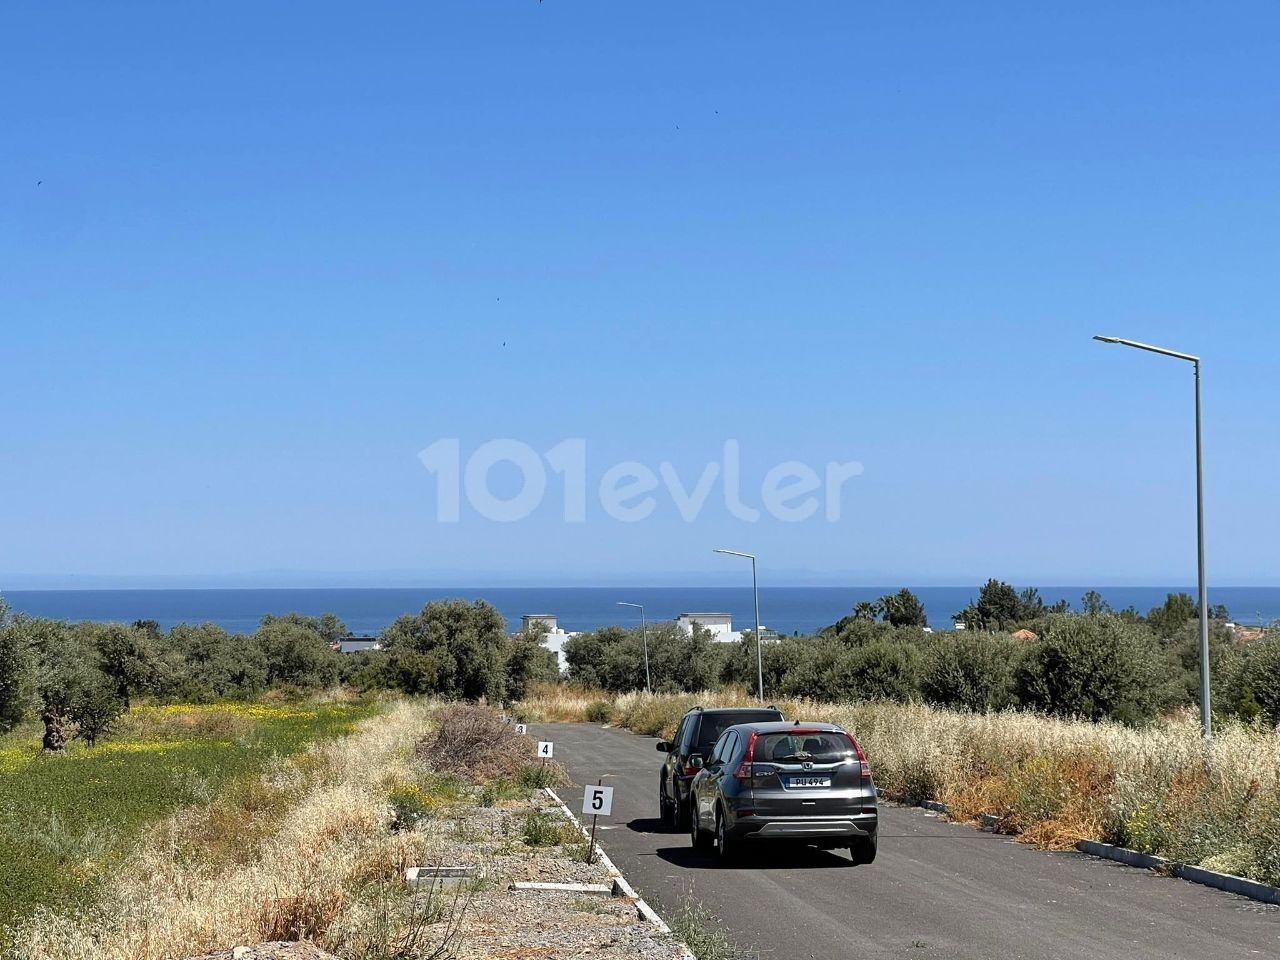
[688,720,878,863]
[656,705,784,828]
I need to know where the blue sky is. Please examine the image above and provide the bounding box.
[2,2,1277,588]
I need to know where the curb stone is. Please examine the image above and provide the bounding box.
[544,787,697,960]
[1078,841,1280,906]
[1172,864,1280,905]
[879,788,1280,908]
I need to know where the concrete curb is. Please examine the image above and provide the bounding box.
[1077,841,1280,906]
[881,789,1280,908]
[1173,864,1280,906]
[544,787,696,959]
[1076,840,1170,872]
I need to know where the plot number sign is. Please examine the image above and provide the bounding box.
[516,723,527,735]
[537,741,554,758]
[582,784,614,817]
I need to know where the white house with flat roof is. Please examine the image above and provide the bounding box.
[675,612,741,644]
[520,614,573,672]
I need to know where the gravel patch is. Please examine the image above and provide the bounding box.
[409,788,687,959]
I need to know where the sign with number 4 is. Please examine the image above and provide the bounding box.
[537,741,554,758]
[516,723,527,735]
[582,784,614,817]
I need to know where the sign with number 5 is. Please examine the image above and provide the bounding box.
[537,741,554,758]
[582,784,614,817]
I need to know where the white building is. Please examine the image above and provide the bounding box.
[336,636,382,654]
[521,614,574,672]
[676,612,742,644]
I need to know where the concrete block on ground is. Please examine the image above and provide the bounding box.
[510,881,614,896]
[405,865,480,889]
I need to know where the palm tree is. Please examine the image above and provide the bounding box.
[852,601,882,622]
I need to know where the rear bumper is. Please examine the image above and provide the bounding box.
[734,813,878,841]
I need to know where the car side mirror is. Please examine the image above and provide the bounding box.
[656,741,671,753]
[689,755,704,770]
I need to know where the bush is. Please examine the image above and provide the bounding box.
[418,704,566,785]
[820,640,921,703]
[583,700,613,724]
[521,809,577,847]
[388,783,434,831]
[382,600,510,700]
[1017,614,1169,723]
[1238,633,1280,724]
[920,632,1020,711]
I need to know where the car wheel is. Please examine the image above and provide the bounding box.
[715,808,738,863]
[849,834,877,865]
[674,792,690,830]
[658,781,674,829]
[690,803,712,852]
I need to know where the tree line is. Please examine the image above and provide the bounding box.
[562,583,1280,726]
[0,598,558,748]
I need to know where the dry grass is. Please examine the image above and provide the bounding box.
[518,688,1280,883]
[416,704,564,785]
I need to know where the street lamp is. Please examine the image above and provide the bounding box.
[616,601,650,693]
[1092,335,1211,740]
[714,548,764,703]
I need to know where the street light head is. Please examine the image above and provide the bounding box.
[1093,335,1122,344]
[714,548,755,559]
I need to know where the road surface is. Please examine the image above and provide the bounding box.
[536,722,1278,960]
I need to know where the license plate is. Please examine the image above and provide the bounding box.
[787,776,830,788]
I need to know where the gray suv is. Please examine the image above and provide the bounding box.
[688,720,878,863]
[656,705,784,829]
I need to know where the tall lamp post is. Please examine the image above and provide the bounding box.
[1093,335,1211,741]
[714,548,764,703]
[616,601,650,693]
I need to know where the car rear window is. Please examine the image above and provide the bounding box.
[694,711,783,754]
[755,732,852,763]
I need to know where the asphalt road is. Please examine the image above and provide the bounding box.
[535,722,1279,960]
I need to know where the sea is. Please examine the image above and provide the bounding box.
[2,586,1278,636]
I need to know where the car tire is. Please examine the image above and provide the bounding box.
[715,808,739,863]
[658,781,674,829]
[849,834,877,865]
[674,792,690,830]
[690,803,713,853]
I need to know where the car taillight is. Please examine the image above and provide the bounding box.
[845,732,872,779]
[683,764,700,776]
[733,731,759,780]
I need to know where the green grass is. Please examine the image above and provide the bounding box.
[0,697,378,932]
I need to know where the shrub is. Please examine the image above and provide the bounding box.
[1238,633,1280,724]
[419,704,566,785]
[388,782,434,831]
[382,599,509,701]
[583,700,613,724]
[920,632,1020,711]
[1017,614,1168,723]
[521,809,576,847]
[516,763,565,789]
[820,640,921,703]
